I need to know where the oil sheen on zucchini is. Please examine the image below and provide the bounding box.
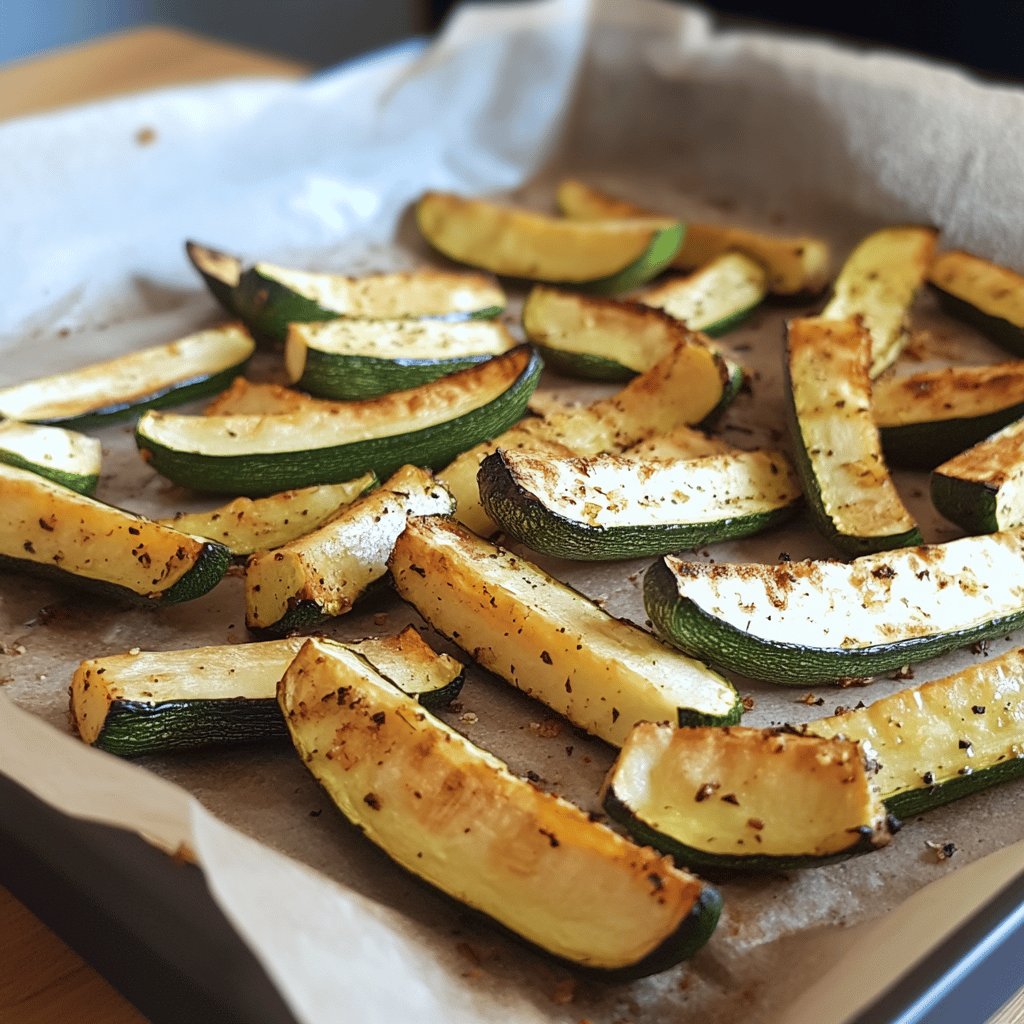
[71,627,464,757]
[809,646,1024,817]
[820,225,937,377]
[786,316,920,554]
[159,473,377,557]
[930,416,1024,534]
[438,338,728,536]
[135,346,541,496]
[389,516,742,745]
[644,530,1024,685]
[603,724,889,871]
[186,241,506,343]
[245,466,453,635]
[416,191,683,294]
[285,317,516,399]
[555,178,831,295]
[0,325,255,427]
[0,462,229,606]
[279,637,721,975]
[928,250,1024,357]
[875,362,1024,468]
[478,447,801,560]
[0,419,101,495]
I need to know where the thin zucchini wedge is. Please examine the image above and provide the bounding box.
[636,253,768,336]
[620,424,734,460]
[928,250,1024,357]
[245,465,453,635]
[786,316,920,554]
[602,724,889,872]
[0,462,229,606]
[438,338,728,536]
[0,325,255,427]
[0,419,101,495]
[645,531,1024,685]
[875,362,1024,468]
[136,346,542,496]
[478,447,801,561]
[809,646,1024,818]
[204,378,320,416]
[187,241,506,343]
[71,627,464,757]
[279,637,721,975]
[556,179,831,295]
[416,191,683,294]
[159,472,377,557]
[930,416,1024,534]
[820,225,937,377]
[285,318,516,399]
[389,516,742,745]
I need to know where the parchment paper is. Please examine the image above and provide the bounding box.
[2,2,1024,1022]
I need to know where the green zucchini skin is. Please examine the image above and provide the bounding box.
[642,555,1024,685]
[929,472,1000,534]
[884,758,1024,819]
[0,539,230,608]
[185,241,242,316]
[880,406,1024,469]
[136,349,543,496]
[248,598,330,638]
[571,224,685,296]
[0,449,98,495]
[234,266,338,345]
[932,287,1024,358]
[477,450,797,561]
[602,787,879,873]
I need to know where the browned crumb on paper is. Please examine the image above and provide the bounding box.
[925,839,957,862]
[529,718,564,738]
[549,976,577,1005]
[135,126,157,146]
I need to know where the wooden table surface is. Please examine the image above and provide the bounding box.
[1,22,1022,1024]
[0,29,307,1024]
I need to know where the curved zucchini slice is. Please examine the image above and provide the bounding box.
[0,325,255,427]
[930,416,1024,534]
[478,448,801,561]
[389,516,741,745]
[786,316,920,554]
[0,462,229,606]
[621,424,734,460]
[820,225,937,377]
[279,637,721,975]
[187,241,506,343]
[136,346,542,496]
[556,179,831,295]
[636,253,768,336]
[603,724,889,871]
[159,473,376,557]
[928,250,1024,357]
[71,627,464,757]
[645,531,1024,685]
[245,465,453,635]
[204,378,320,417]
[285,318,516,399]
[416,191,683,294]
[438,338,728,536]
[0,419,101,495]
[875,362,1024,468]
[809,646,1024,818]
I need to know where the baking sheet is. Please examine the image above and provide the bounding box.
[3,2,1024,1022]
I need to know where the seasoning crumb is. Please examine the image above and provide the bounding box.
[799,692,825,706]
[135,126,157,145]
[129,647,141,656]
[970,639,990,655]
[741,694,755,712]
[529,719,563,739]
[891,665,914,681]
[459,711,479,725]
[373,612,389,626]
[455,941,481,966]
[925,839,957,862]
[695,782,720,802]
[0,642,26,656]
[225,564,245,578]
[549,977,576,1005]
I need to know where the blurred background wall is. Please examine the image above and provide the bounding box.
[3,0,1021,81]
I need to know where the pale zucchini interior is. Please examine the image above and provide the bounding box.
[929,250,1024,327]
[662,529,1024,650]
[788,316,915,538]
[0,462,205,593]
[188,243,241,287]
[0,325,254,422]
[160,473,375,554]
[139,349,531,456]
[256,263,504,317]
[500,449,800,528]
[280,638,704,969]
[285,318,515,380]
[0,419,101,478]
[417,191,677,282]
[608,724,884,858]
[873,364,1024,428]
[390,517,738,746]
[637,252,767,330]
[811,647,1024,800]
[205,379,324,416]
[620,426,733,460]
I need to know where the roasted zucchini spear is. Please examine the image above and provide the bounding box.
[0,418,101,495]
